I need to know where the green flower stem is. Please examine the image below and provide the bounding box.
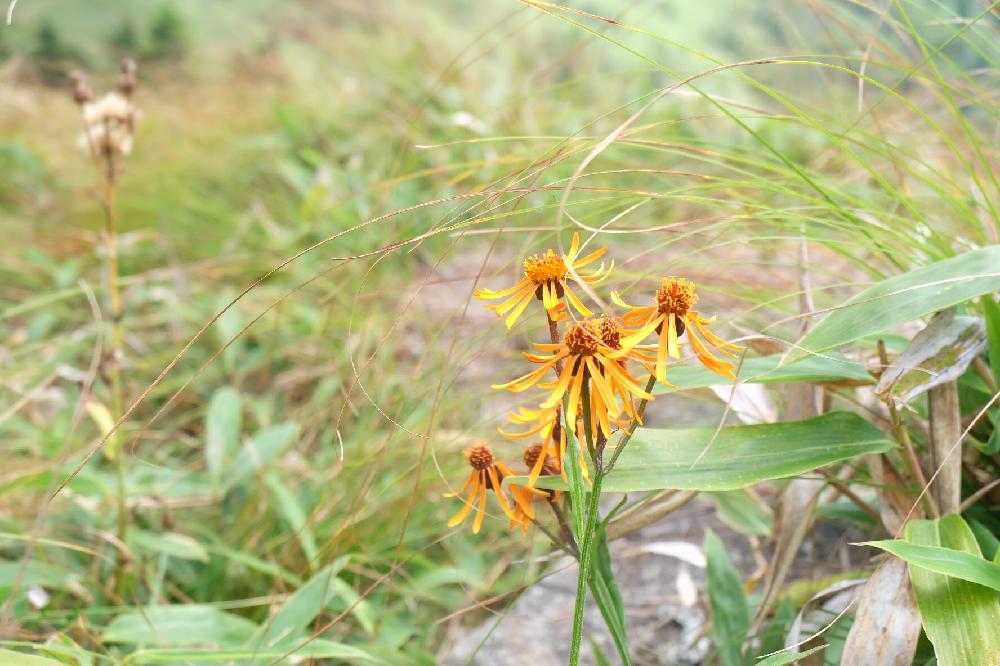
[568,372,657,665]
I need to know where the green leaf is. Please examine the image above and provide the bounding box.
[862,539,1000,592]
[123,640,386,663]
[102,605,259,646]
[0,649,67,666]
[255,557,349,649]
[329,577,377,636]
[981,295,1000,390]
[897,515,1000,666]
[589,528,630,665]
[130,529,209,563]
[561,394,587,541]
[264,472,318,566]
[705,528,749,666]
[523,412,892,493]
[967,518,999,562]
[205,387,242,485]
[755,644,827,665]
[0,561,78,591]
[655,352,871,394]
[226,422,299,490]
[791,246,1000,361]
[704,490,773,537]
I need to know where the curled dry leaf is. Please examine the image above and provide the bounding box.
[875,309,986,407]
[841,558,921,666]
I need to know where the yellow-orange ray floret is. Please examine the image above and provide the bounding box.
[614,277,744,383]
[508,444,561,534]
[493,319,653,440]
[446,444,537,534]
[499,405,593,484]
[474,232,613,328]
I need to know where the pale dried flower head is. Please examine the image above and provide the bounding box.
[78,124,133,157]
[83,92,135,127]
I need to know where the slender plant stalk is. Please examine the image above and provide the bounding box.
[101,148,129,583]
[568,372,656,665]
[569,378,601,666]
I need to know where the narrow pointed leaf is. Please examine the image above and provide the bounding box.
[790,246,1000,361]
[520,412,892,493]
[886,515,1000,666]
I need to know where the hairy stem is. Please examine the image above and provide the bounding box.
[568,382,601,666]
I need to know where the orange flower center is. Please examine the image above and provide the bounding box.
[656,277,697,316]
[466,444,495,471]
[563,320,601,356]
[524,250,568,284]
[597,315,623,350]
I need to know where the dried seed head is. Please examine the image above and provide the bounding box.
[465,444,495,471]
[83,92,134,127]
[524,250,568,284]
[118,58,138,96]
[523,444,560,476]
[69,70,93,105]
[656,277,697,316]
[563,320,601,356]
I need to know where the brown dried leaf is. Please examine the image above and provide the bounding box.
[841,558,921,666]
[875,310,986,407]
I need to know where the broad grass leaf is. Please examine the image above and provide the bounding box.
[870,514,1000,666]
[653,352,871,395]
[982,295,1000,390]
[523,412,892,493]
[255,557,350,649]
[0,650,66,666]
[704,528,749,666]
[704,490,773,537]
[790,246,1000,361]
[124,640,386,663]
[264,472,318,567]
[205,387,241,485]
[863,539,1000,592]
[102,604,259,646]
[225,422,299,490]
[129,529,208,563]
[0,560,79,592]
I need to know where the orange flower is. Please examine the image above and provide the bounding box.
[493,319,653,438]
[475,233,612,328]
[446,444,536,534]
[509,444,561,534]
[615,277,743,382]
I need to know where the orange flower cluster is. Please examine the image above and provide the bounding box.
[446,233,742,534]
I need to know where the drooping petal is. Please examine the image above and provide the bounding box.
[472,481,487,534]
[443,470,477,498]
[563,283,593,317]
[503,291,536,328]
[687,325,737,379]
[540,357,579,409]
[667,313,680,359]
[447,473,481,527]
[570,245,607,269]
[566,232,580,263]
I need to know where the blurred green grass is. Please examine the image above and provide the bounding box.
[1,0,997,663]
